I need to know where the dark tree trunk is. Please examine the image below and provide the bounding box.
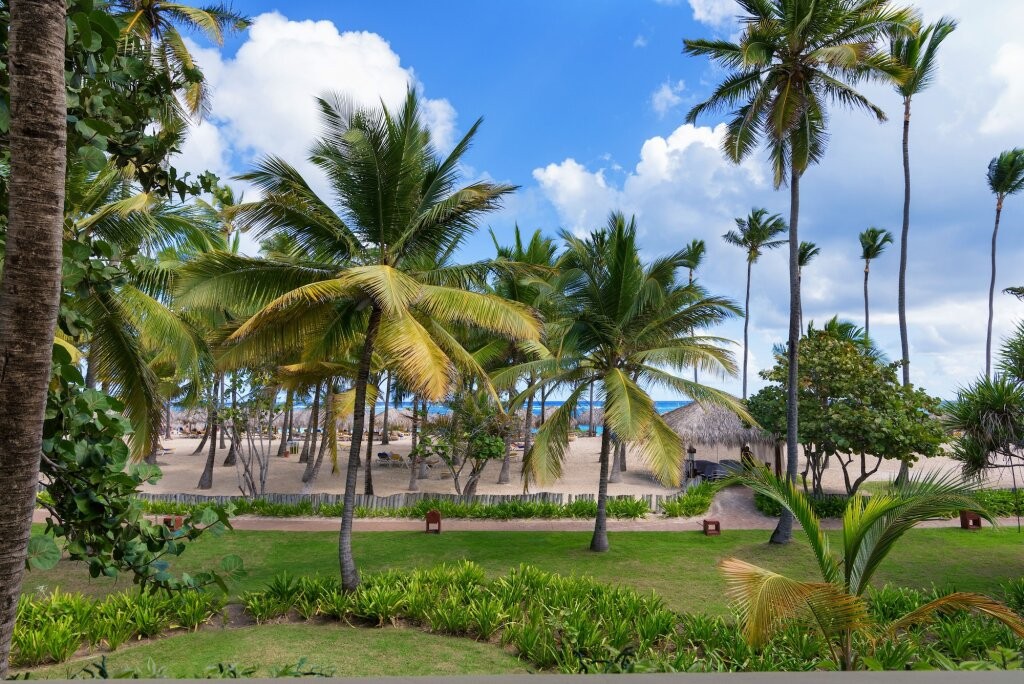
[276,389,293,457]
[497,391,512,484]
[300,385,321,464]
[864,261,871,339]
[0,3,67,674]
[771,161,801,545]
[193,416,210,454]
[986,198,1004,379]
[539,385,547,427]
[380,372,391,445]
[218,378,227,450]
[521,383,535,474]
[165,399,172,440]
[363,392,377,496]
[587,383,595,437]
[339,307,382,591]
[898,96,912,388]
[222,380,238,466]
[742,258,752,399]
[197,403,218,489]
[590,423,613,552]
[620,439,628,472]
[609,436,622,484]
[306,387,333,484]
[407,400,420,491]
[84,352,96,389]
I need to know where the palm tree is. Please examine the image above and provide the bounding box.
[797,240,820,333]
[892,17,957,388]
[185,91,540,590]
[681,238,707,384]
[684,0,912,544]
[985,149,1024,378]
[499,212,743,552]
[114,0,250,118]
[858,227,893,339]
[723,208,788,399]
[0,3,68,675]
[720,468,1024,670]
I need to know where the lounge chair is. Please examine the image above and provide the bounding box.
[376,452,392,467]
[389,452,406,467]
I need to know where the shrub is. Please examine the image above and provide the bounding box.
[661,482,715,517]
[1002,577,1024,616]
[754,491,849,518]
[352,584,406,627]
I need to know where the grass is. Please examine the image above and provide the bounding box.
[25,527,1024,615]
[21,623,528,678]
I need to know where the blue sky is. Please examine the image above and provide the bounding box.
[177,0,1024,400]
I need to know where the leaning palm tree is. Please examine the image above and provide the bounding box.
[985,149,1024,378]
[188,91,541,590]
[720,467,1024,670]
[114,0,250,118]
[892,17,957,388]
[797,240,820,333]
[684,0,913,544]
[858,227,893,339]
[498,212,743,552]
[723,208,787,399]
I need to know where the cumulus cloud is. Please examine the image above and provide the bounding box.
[650,80,685,116]
[686,0,737,27]
[981,42,1024,135]
[173,12,457,183]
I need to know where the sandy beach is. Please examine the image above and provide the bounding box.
[141,435,1012,499]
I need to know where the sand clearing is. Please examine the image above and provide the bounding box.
[140,435,1008,498]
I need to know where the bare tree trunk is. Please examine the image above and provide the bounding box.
[276,389,293,457]
[339,307,382,591]
[609,435,623,484]
[742,258,752,399]
[300,385,321,464]
[898,96,912,387]
[587,383,595,437]
[218,377,227,450]
[590,423,613,552]
[620,439,628,472]
[380,372,391,445]
[771,161,801,545]
[864,261,871,339]
[986,198,1004,379]
[0,4,67,674]
[539,385,547,427]
[306,387,333,484]
[193,413,210,454]
[222,378,238,466]
[521,382,535,473]
[197,401,218,490]
[364,391,377,495]
[165,399,172,440]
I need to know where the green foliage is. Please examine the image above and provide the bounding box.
[661,482,715,517]
[754,491,850,519]
[32,345,243,592]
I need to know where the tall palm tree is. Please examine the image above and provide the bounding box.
[797,240,820,333]
[892,17,957,388]
[114,0,250,118]
[684,0,912,544]
[858,227,893,339]
[183,91,540,590]
[499,213,743,552]
[985,149,1024,378]
[0,3,67,675]
[721,468,1024,670]
[681,238,707,384]
[723,208,787,399]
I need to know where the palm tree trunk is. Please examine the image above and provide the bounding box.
[864,261,871,339]
[609,434,622,484]
[222,379,238,466]
[300,385,321,463]
[587,383,595,437]
[302,382,325,481]
[276,389,293,457]
[742,259,752,399]
[363,392,377,496]
[986,198,1004,379]
[339,306,382,591]
[898,96,912,387]
[218,378,227,450]
[539,385,547,427]
[0,4,66,674]
[193,413,210,454]
[165,399,172,440]
[307,388,333,484]
[380,372,391,445]
[498,390,512,484]
[521,382,535,472]
[590,422,613,552]
[197,400,218,489]
[798,268,804,334]
[771,161,801,545]
[408,398,421,490]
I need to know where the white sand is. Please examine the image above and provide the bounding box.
[140,435,1007,498]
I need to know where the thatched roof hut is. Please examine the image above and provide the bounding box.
[662,402,775,462]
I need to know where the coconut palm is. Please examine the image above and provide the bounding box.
[721,467,1024,670]
[114,0,250,118]
[892,17,957,387]
[797,240,820,333]
[985,149,1024,378]
[681,239,707,384]
[723,208,788,399]
[182,91,541,590]
[498,212,743,552]
[684,0,912,544]
[858,227,893,339]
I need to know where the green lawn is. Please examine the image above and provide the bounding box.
[21,623,528,679]
[25,527,1024,615]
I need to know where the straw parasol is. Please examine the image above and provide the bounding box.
[662,402,775,465]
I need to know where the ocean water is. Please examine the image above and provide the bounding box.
[373,399,691,417]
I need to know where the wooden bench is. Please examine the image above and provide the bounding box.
[959,510,982,530]
[425,509,442,534]
[702,519,721,536]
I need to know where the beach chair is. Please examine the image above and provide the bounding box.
[376,452,392,467]
[389,452,406,467]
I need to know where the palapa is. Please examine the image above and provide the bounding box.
[661,402,773,450]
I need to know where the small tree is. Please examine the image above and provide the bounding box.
[749,320,943,495]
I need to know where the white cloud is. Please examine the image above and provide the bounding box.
[687,0,737,27]
[981,42,1024,135]
[173,12,457,184]
[633,34,649,48]
[651,80,685,116]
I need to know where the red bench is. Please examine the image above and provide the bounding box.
[425,509,442,534]
[702,519,721,536]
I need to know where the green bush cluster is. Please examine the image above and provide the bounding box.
[141,496,652,520]
[754,491,849,518]
[12,589,224,667]
[975,489,1024,517]
[660,482,715,518]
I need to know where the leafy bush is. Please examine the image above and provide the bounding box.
[661,482,715,517]
[754,491,849,518]
[1002,578,1024,616]
[976,489,1024,517]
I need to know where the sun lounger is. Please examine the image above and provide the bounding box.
[376,452,392,467]
[389,452,406,467]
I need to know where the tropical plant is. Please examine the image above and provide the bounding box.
[180,90,541,590]
[684,0,913,543]
[719,467,1024,670]
[984,149,1024,378]
[498,212,742,551]
[891,16,957,388]
[723,207,788,398]
[797,241,820,332]
[858,227,893,339]
[681,239,707,384]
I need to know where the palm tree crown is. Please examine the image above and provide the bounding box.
[859,226,893,262]
[985,149,1024,378]
[892,16,958,99]
[723,208,788,263]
